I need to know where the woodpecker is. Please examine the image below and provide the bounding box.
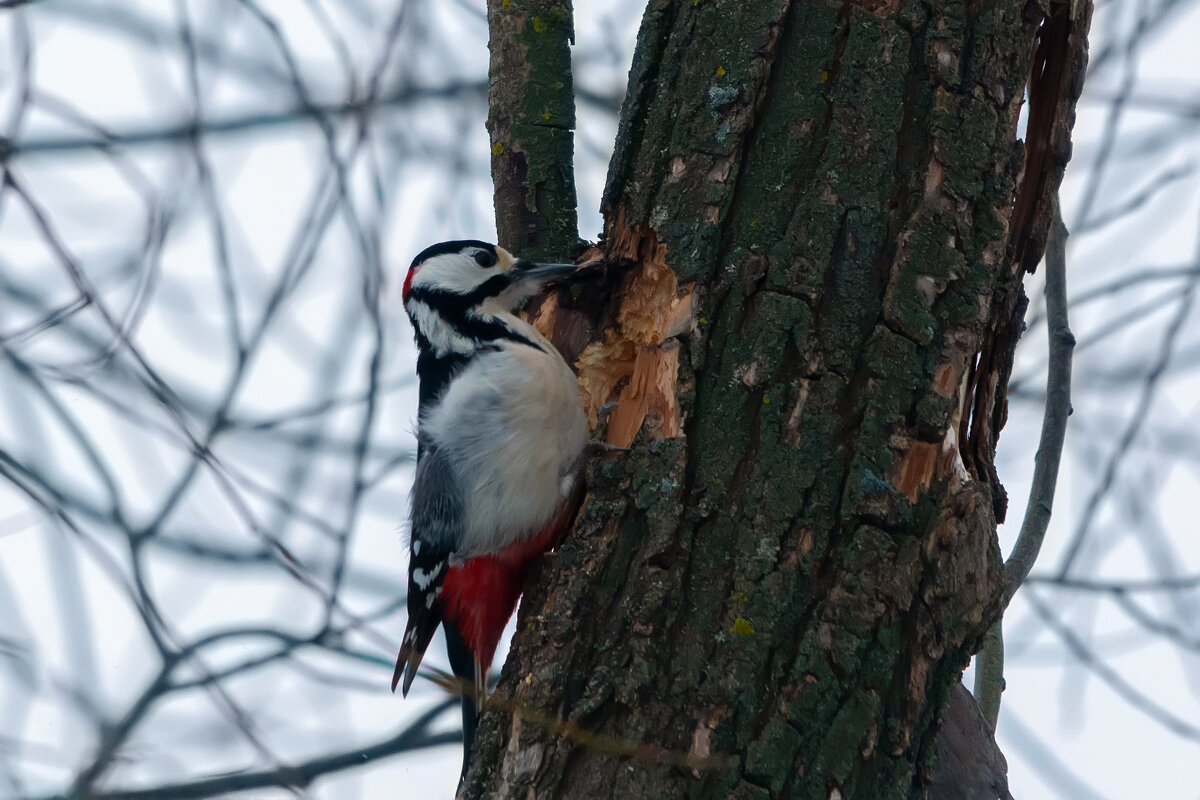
[393,239,587,779]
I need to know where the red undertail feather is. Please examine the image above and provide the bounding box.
[440,507,573,669]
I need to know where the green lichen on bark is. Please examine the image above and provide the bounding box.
[487,0,579,260]
[465,0,1069,798]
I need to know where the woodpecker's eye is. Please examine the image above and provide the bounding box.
[474,250,496,268]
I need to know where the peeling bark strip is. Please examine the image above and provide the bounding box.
[965,0,1092,524]
[487,0,579,260]
[468,0,1088,798]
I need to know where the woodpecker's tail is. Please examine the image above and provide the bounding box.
[445,622,483,783]
[393,598,444,695]
[395,534,454,695]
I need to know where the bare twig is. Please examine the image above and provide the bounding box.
[1025,574,1200,593]
[1026,591,1200,740]
[33,701,459,800]
[974,202,1075,729]
[1005,205,1076,603]
[1055,219,1200,576]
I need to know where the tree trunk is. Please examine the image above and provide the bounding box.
[470,1,1087,797]
[487,0,579,261]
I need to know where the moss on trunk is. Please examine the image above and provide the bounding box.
[487,0,579,260]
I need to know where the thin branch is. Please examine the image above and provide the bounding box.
[1025,574,1200,593]
[971,621,1005,731]
[1055,222,1200,577]
[5,85,621,158]
[975,201,1075,729]
[36,701,459,800]
[4,83,486,157]
[1004,205,1076,602]
[1026,590,1200,741]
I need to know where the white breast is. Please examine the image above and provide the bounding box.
[420,315,587,558]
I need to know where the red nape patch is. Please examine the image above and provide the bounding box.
[401,264,420,301]
[440,519,567,668]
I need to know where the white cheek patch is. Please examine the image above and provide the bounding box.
[406,298,475,355]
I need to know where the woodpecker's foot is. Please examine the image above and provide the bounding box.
[593,400,623,436]
[588,440,631,456]
[588,402,630,455]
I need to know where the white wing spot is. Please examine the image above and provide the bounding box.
[412,563,444,590]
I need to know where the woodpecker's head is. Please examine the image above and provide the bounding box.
[402,240,576,354]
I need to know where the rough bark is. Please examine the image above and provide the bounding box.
[469,1,1087,797]
[486,0,579,260]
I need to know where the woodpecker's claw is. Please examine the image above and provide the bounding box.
[588,440,630,456]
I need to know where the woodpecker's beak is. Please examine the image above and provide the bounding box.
[510,260,578,285]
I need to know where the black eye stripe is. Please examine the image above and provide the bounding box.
[474,250,496,268]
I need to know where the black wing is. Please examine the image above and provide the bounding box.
[392,444,463,695]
